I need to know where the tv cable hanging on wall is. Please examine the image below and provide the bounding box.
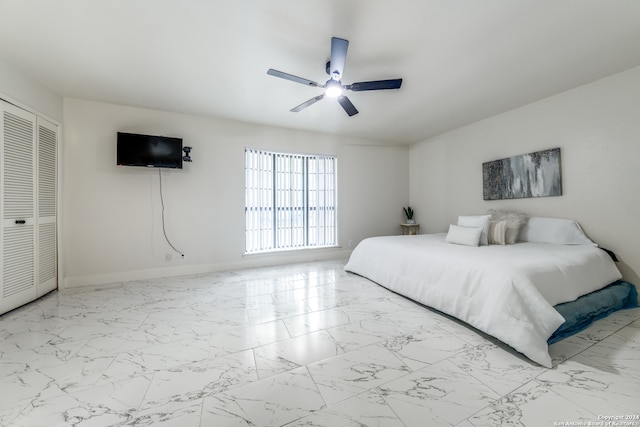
[159,168,184,259]
[115,131,192,259]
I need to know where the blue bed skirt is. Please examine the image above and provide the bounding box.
[548,280,638,344]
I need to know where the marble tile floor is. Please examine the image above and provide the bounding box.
[1,259,639,427]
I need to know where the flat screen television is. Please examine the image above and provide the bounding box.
[117,132,183,169]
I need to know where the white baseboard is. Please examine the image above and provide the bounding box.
[62,248,353,289]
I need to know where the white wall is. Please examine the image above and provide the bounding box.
[62,99,409,287]
[0,58,62,121]
[410,66,640,283]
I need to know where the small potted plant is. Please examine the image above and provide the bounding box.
[403,206,415,224]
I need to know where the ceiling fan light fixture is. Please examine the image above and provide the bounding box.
[324,80,343,98]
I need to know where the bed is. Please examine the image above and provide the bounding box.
[344,215,637,368]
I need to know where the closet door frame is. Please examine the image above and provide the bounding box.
[37,117,58,296]
[0,101,38,312]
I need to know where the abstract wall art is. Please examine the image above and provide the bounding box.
[483,148,562,200]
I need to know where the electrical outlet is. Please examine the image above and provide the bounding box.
[180,254,186,261]
[348,240,353,247]
[165,253,172,262]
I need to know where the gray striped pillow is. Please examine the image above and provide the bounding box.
[488,221,507,245]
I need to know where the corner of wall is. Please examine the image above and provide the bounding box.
[0,58,63,122]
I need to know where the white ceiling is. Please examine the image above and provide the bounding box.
[2,1,640,145]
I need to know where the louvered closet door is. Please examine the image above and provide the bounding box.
[37,117,57,296]
[1,101,37,314]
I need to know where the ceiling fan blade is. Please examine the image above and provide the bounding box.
[337,95,358,116]
[329,37,349,79]
[348,78,403,91]
[290,95,325,112]
[267,69,322,88]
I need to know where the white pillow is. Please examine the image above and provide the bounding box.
[518,217,596,246]
[458,215,491,246]
[446,224,483,247]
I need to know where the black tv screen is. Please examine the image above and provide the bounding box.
[117,132,183,169]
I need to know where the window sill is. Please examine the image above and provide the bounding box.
[243,245,342,257]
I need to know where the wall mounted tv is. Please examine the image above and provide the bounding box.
[117,132,183,169]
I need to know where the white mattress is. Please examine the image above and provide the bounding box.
[344,233,622,367]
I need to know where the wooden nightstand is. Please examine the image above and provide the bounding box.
[400,223,420,235]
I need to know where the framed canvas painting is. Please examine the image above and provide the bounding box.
[483,148,562,200]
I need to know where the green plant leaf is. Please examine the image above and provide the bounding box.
[403,206,414,219]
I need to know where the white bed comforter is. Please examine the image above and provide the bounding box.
[344,234,622,367]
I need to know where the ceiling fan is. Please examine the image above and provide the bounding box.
[267,37,403,117]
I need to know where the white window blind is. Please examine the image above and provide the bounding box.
[245,149,337,253]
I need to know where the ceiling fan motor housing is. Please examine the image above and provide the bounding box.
[324,79,343,97]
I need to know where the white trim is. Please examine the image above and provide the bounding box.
[62,248,353,288]
[243,244,341,256]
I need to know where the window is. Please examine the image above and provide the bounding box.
[245,148,337,253]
